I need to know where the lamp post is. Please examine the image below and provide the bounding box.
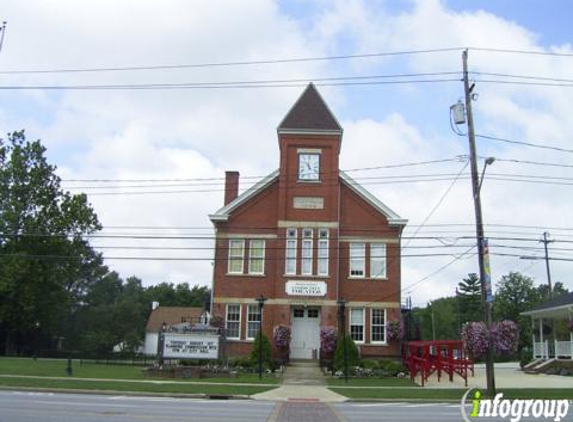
[255,295,267,380]
[157,322,167,366]
[337,298,348,384]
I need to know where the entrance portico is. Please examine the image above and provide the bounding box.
[290,307,321,359]
[522,292,573,360]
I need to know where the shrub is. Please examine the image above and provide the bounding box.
[333,334,359,372]
[273,324,291,349]
[462,321,490,358]
[320,326,337,354]
[229,356,252,369]
[250,331,272,369]
[519,348,533,369]
[491,320,519,356]
[361,359,378,369]
[378,360,403,376]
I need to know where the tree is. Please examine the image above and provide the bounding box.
[494,272,537,351]
[0,131,101,354]
[250,331,271,369]
[412,296,460,340]
[333,334,359,372]
[457,273,482,324]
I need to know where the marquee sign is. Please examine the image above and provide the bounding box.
[162,333,220,359]
[285,280,327,297]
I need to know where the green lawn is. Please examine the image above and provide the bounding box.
[331,387,573,400]
[0,376,274,396]
[0,357,280,384]
[327,377,417,387]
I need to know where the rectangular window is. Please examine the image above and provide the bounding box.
[349,243,365,277]
[248,239,265,274]
[228,240,244,274]
[301,228,313,275]
[226,304,241,339]
[285,228,297,275]
[370,243,387,279]
[318,229,329,276]
[371,309,386,343]
[246,304,261,340]
[349,308,364,342]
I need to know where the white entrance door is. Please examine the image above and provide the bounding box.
[290,308,320,359]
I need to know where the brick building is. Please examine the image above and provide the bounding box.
[210,83,407,359]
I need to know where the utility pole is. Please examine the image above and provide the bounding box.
[540,232,554,297]
[462,49,496,397]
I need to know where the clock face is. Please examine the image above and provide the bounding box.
[298,154,320,180]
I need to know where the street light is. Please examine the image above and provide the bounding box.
[479,157,495,192]
[255,295,267,380]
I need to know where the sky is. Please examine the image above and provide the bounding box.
[0,0,571,307]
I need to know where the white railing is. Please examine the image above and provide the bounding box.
[533,341,549,359]
[554,340,573,358]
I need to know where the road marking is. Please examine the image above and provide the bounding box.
[33,400,138,408]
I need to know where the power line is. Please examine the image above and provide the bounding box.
[0,48,464,75]
[0,78,462,91]
[470,47,573,58]
[476,134,573,154]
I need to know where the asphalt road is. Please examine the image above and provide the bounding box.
[0,391,565,422]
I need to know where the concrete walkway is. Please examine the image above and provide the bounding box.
[423,362,573,389]
[252,360,348,403]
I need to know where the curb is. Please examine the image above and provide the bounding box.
[0,386,252,400]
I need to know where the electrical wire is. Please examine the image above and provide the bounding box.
[476,134,573,153]
[0,48,464,75]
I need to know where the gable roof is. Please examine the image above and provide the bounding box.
[209,170,279,222]
[210,169,406,226]
[277,83,342,134]
[146,306,204,332]
[522,292,573,316]
[340,171,407,226]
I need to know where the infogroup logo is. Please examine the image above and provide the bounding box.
[460,389,570,422]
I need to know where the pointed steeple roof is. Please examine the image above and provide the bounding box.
[278,83,342,133]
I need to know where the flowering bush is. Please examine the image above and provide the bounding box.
[462,321,490,358]
[273,324,291,349]
[210,315,224,329]
[320,326,337,354]
[491,320,519,355]
[386,320,403,342]
[568,321,573,333]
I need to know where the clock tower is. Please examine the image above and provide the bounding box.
[276,83,343,223]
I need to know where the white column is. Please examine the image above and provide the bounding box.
[539,318,544,359]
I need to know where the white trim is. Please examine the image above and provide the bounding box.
[301,228,313,275]
[370,308,388,345]
[370,243,387,279]
[318,228,329,276]
[349,242,366,278]
[285,228,297,275]
[339,171,407,226]
[248,239,265,275]
[297,148,322,154]
[278,221,338,228]
[220,233,277,239]
[209,170,279,222]
[246,304,261,340]
[225,303,241,340]
[349,308,365,344]
[340,236,398,244]
[228,239,245,274]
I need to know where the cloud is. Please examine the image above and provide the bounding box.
[0,0,570,306]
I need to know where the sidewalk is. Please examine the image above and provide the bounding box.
[252,361,348,403]
[422,362,573,389]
